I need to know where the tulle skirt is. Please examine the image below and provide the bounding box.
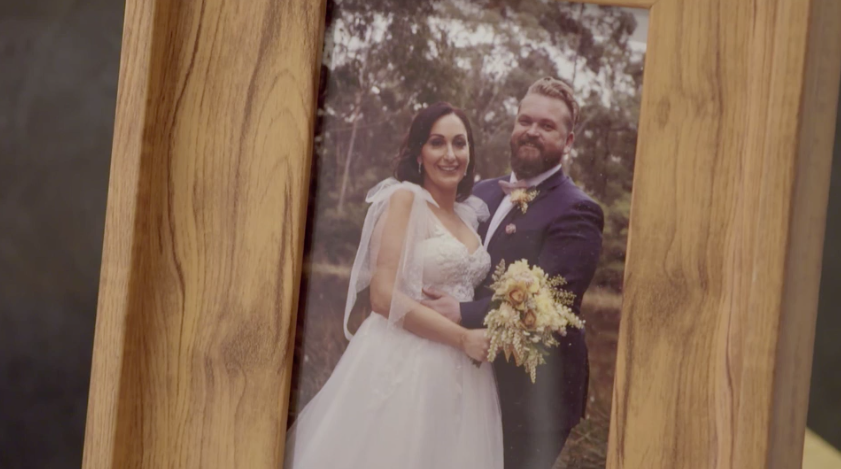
[283,313,504,469]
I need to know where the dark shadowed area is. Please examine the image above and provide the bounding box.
[1,1,123,468]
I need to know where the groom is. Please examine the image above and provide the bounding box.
[425,77,604,468]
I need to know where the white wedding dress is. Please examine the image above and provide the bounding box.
[283,179,504,469]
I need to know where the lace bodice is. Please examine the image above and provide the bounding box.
[342,178,492,340]
[418,216,491,302]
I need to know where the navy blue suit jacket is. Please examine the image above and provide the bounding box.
[462,169,604,433]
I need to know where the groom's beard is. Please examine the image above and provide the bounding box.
[509,136,563,180]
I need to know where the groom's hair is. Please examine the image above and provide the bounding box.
[524,77,580,131]
[393,102,477,202]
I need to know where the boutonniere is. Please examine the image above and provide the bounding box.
[505,223,517,235]
[509,188,539,214]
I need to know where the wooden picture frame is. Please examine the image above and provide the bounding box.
[80,0,841,468]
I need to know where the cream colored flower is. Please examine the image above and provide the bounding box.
[499,302,516,322]
[522,310,537,328]
[508,260,531,276]
[507,286,527,306]
[509,189,529,204]
[509,188,539,214]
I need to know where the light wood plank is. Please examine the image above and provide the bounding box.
[608,0,841,467]
[81,0,327,467]
[81,1,157,466]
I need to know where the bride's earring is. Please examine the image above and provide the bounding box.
[418,161,422,173]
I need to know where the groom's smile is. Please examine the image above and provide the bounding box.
[514,138,544,158]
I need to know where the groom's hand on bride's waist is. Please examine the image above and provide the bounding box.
[421,288,462,324]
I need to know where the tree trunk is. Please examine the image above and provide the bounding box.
[570,2,585,90]
[337,91,363,212]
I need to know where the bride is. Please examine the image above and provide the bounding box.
[283,102,504,469]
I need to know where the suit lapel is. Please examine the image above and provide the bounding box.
[486,203,521,252]
[478,177,508,240]
[485,169,569,252]
[531,169,567,204]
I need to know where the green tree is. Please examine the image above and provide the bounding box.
[308,0,643,294]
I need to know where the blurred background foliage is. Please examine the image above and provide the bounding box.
[305,0,644,291]
[290,1,646,467]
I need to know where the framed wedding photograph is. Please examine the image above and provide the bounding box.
[80,0,841,468]
[284,2,646,468]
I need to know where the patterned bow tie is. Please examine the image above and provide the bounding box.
[499,179,532,194]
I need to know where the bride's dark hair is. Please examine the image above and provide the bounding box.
[394,102,476,202]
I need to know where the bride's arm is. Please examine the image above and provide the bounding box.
[368,189,487,360]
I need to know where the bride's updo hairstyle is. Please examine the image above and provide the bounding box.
[394,102,477,202]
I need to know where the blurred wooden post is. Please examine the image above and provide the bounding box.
[81,0,326,467]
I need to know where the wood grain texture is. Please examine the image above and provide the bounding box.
[608,0,841,468]
[81,0,327,467]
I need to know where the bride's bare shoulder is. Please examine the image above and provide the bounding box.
[387,186,418,208]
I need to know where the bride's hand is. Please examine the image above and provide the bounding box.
[459,329,490,363]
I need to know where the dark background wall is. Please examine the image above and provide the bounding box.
[0,1,838,468]
[808,97,841,448]
[1,2,123,468]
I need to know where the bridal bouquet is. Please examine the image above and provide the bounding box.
[483,260,584,383]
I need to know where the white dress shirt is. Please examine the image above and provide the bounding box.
[483,164,563,246]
